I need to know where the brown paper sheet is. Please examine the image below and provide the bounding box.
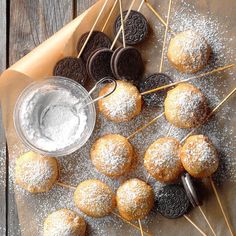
[0,0,235,235]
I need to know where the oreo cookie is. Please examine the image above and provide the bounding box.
[139,73,173,107]
[114,10,149,45]
[113,46,144,83]
[111,46,123,76]
[87,48,114,81]
[181,173,201,208]
[77,31,112,63]
[156,184,190,219]
[53,57,87,86]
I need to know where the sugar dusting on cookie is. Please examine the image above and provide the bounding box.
[4,1,236,235]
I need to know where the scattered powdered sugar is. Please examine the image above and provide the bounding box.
[3,1,236,235]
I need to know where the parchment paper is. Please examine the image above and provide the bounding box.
[0,0,235,235]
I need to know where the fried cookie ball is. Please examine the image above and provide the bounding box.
[167,30,211,73]
[144,137,183,182]
[116,178,154,220]
[74,179,116,218]
[98,80,142,122]
[180,135,219,178]
[164,83,209,128]
[15,151,59,193]
[91,134,134,177]
[44,209,86,236]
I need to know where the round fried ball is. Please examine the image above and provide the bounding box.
[144,137,183,182]
[91,134,134,177]
[167,30,211,73]
[180,135,219,178]
[164,83,209,128]
[116,178,154,220]
[98,80,142,122]
[15,151,59,193]
[74,179,116,218]
[44,209,86,236]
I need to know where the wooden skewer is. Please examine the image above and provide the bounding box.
[77,0,110,58]
[127,112,164,140]
[138,219,144,236]
[112,212,153,236]
[210,177,235,236]
[56,181,77,189]
[137,0,145,12]
[159,0,172,73]
[183,215,207,236]
[144,0,175,35]
[141,64,235,96]
[102,0,119,32]
[198,206,217,236]
[118,0,126,48]
[180,87,236,143]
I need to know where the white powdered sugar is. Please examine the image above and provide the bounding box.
[102,82,139,119]
[169,90,203,121]
[98,140,129,174]
[19,86,87,152]
[3,1,236,235]
[17,158,55,187]
[146,140,180,169]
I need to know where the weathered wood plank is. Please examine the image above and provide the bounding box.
[0,0,7,235]
[9,0,74,65]
[8,1,74,235]
[0,0,7,73]
[76,0,96,15]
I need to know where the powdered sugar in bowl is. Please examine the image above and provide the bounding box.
[14,77,96,156]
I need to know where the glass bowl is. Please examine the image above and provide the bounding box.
[14,76,96,157]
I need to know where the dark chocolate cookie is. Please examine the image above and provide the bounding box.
[114,46,144,82]
[181,173,201,208]
[139,73,173,107]
[53,57,87,86]
[77,31,112,63]
[114,10,149,45]
[110,46,123,76]
[88,48,114,81]
[156,184,190,219]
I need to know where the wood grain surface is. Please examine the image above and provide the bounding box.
[0,0,6,235]
[1,1,96,235]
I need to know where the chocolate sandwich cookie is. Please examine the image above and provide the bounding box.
[114,10,149,45]
[156,184,190,219]
[114,46,144,83]
[139,73,173,107]
[53,57,87,86]
[110,46,123,76]
[181,173,201,208]
[77,31,112,63]
[88,48,114,81]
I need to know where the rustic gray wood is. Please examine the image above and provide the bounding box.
[9,0,74,65]
[0,0,7,235]
[76,0,96,15]
[8,1,74,235]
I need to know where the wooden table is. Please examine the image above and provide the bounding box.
[0,1,96,235]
